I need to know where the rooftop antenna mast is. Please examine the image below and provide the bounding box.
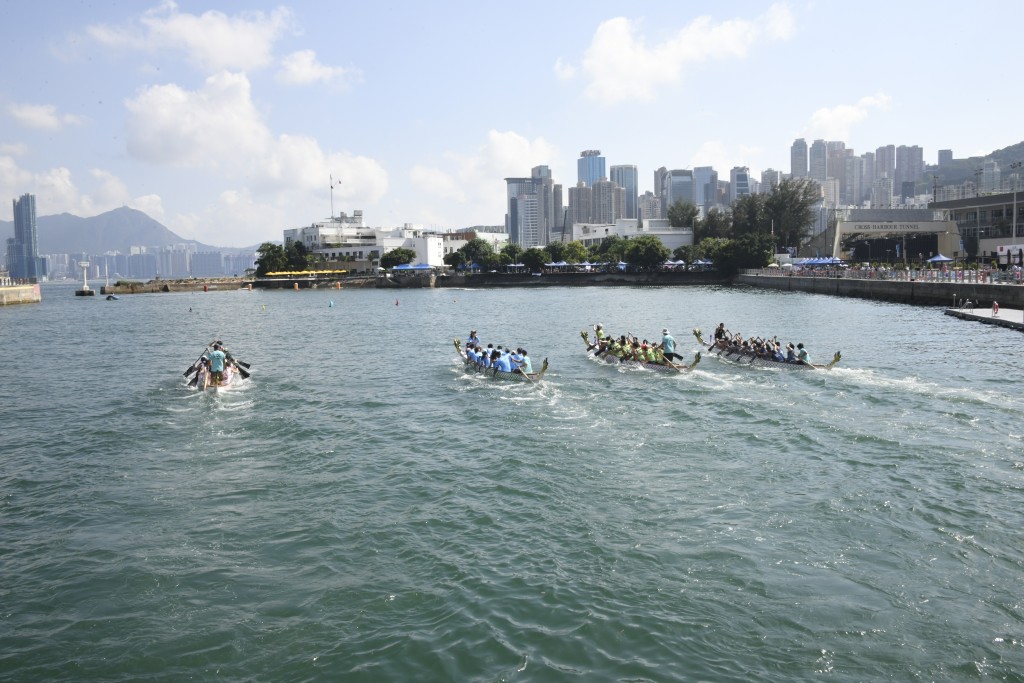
[330,174,335,218]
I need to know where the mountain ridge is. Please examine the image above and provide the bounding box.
[0,206,263,256]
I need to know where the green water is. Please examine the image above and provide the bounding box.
[2,282,1023,681]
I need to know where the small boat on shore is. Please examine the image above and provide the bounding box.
[454,339,548,382]
[693,329,840,370]
[581,331,700,372]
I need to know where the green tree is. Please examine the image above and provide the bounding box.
[379,247,417,269]
[595,234,628,263]
[625,235,670,270]
[521,247,547,273]
[459,238,494,267]
[500,242,524,264]
[764,178,822,251]
[285,241,313,271]
[444,251,466,269]
[562,240,588,263]
[672,245,695,266]
[255,242,287,276]
[544,241,567,263]
[697,237,731,266]
[667,200,700,228]
[698,208,732,242]
[730,193,769,237]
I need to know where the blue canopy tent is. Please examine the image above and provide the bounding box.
[927,253,953,263]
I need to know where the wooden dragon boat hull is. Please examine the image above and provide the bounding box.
[195,365,239,390]
[692,329,840,370]
[580,330,700,372]
[453,339,548,382]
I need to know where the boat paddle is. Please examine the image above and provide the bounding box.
[184,342,214,377]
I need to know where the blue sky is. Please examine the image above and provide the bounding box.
[1,1,1021,248]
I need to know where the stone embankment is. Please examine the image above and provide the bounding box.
[0,283,42,305]
[735,271,1024,308]
[101,278,250,294]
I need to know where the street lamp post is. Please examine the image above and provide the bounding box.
[1010,162,1022,252]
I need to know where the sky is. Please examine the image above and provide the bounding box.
[1,1,1022,248]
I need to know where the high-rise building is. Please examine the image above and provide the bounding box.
[938,149,953,167]
[693,166,718,212]
[577,150,605,187]
[729,167,751,203]
[609,165,638,219]
[860,152,875,205]
[568,182,593,225]
[591,178,623,225]
[790,138,808,178]
[982,159,1000,194]
[760,168,782,192]
[843,156,864,206]
[662,170,695,218]
[637,191,661,220]
[809,140,828,183]
[9,193,45,281]
[872,175,894,208]
[504,167,562,247]
[505,177,539,248]
[653,167,668,198]
[875,145,896,185]
[896,145,924,186]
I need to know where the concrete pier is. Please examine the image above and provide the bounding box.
[944,304,1024,331]
[0,283,42,305]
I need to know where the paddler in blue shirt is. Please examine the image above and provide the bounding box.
[468,330,480,346]
[208,344,227,384]
[519,349,533,374]
[492,350,512,375]
[661,328,682,362]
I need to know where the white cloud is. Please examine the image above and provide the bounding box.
[0,143,29,156]
[0,155,169,223]
[87,1,293,72]
[121,70,387,246]
[578,3,796,104]
[277,50,360,87]
[804,93,892,140]
[553,58,576,81]
[409,130,558,228]
[8,103,84,130]
[124,71,271,167]
[691,140,764,176]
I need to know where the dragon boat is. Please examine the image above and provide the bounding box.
[692,329,841,370]
[454,339,549,382]
[183,342,251,390]
[194,363,241,391]
[580,330,700,373]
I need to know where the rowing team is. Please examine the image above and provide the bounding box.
[710,323,810,364]
[465,330,534,375]
[588,323,685,366]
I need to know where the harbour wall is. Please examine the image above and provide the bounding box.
[735,273,1024,308]
[0,283,42,305]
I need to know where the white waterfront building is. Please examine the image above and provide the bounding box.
[568,218,693,252]
[283,211,507,269]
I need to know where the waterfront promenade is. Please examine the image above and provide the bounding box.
[737,266,1024,309]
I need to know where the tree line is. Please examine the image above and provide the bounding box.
[255,178,822,276]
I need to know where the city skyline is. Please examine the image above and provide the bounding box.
[1,1,1021,247]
